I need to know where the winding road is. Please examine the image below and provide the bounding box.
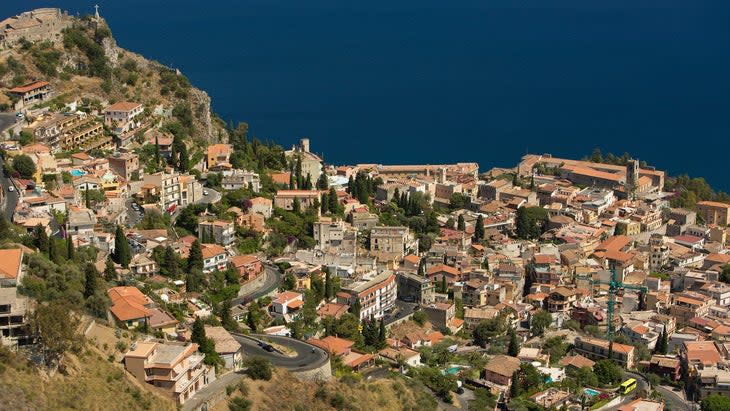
[232,333,329,371]
[0,154,18,221]
[231,264,282,306]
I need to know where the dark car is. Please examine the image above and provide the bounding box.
[262,344,275,352]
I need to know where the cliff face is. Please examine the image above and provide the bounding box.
[0,12,220,145]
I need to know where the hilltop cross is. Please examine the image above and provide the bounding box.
[94,5,100,20]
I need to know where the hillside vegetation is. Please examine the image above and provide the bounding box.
[0,15,222,146]
[0,345,175,411]
[215,369,438,411]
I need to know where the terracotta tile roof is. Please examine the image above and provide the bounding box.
[105,101,142,112]
[308,336,353,356]
[403,254,420,264]
[269,172,291,185]
[427,264,459,276]
[201,244,226,259]
[533,254,558,264]
[229,254,259,266]
[107,286,150,321]
[484,355,521,378]
[684,341,722,366]
[317,302,350,318]
[10,80,49,93]
[0,248,23,279]
[274,291,302,304]
[559,354,595,369]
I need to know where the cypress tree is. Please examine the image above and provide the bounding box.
[475,214,485,240]
[378,319,386,348]
[66,236,75,261]
[188,239,204,271]
[154,134,161,166]
[457,214,465,231]
[104,255,116,281]
[178,144,189,172]
[34,224,49,254]
[163,246,180,278]
[510,371,520,398]
[316,171,328,190]
[441,276,447,293]
[304,173,312,190]
[292,197,301,214]
[320,193,328,214]
[508,328,521,356]
[191,316,206,346]
[84,263,98,299]
[48,238,59,264]
[328,187,338,214]
[113,225,131,268]
[349,298,361,319]
[324,269,333,300]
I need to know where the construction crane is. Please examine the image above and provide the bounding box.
[591,263,648,342]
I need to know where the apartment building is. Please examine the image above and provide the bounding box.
[396,271,435,305]
[547,287,577,313]
[698,367,730,399]
[201,244,228,273]
[0,287,31,349]
[228,255,262,282]
[221,169,261,192]
[108,152,140,180]
[9,80,53,109]
[59,115,112,152]
[124,341,214,405]
[670,291,714,326]
[104,102,144,134]
[0,248,24,287]
[697,201,730,226]
[338,271,397,321]
[207,144,233,171]
[198,220,235,246]
[369,226,417,261]
[141,170,201,213]
[573,336,636,368]
[313,218,356,252]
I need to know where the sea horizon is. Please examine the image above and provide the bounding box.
[4,1,729,191]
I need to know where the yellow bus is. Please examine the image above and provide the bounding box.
[619,378,637,395]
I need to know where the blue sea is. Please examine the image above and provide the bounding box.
[5,1,730,191]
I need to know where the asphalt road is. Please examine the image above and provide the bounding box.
[232,333,329,371]
[0,113,17,134]
[231,264,282,306]
[656,385,693,411]
[197,188,221,204]
[0,155,18,221]
[125,199,144,228]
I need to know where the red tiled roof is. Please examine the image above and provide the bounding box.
[10,81,49,93]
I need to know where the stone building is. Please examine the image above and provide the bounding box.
[0,8,72,48]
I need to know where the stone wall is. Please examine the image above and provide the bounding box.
[291,358,332,382]
[0,8,73,48]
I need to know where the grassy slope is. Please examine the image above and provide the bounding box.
[0,346,175,411]
[214,369,438,411]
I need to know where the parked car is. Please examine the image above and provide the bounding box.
[7,186,14,192]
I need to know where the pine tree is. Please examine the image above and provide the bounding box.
[474,214,485,240]
[191,316,206,346]
[84,263,98,299]
[104,255,116,281]
[34,224,49,254]
[113,225,131,268]
[66,236,75,261]
[457,214,465,231]
[188,239,204,271]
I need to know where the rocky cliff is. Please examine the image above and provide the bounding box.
[0,12,223,146]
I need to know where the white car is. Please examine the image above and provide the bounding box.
[203,190,209,196]
[7,186,14,192]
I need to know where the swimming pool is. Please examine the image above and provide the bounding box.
[584,388,600,397]
[70,169,85,177]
